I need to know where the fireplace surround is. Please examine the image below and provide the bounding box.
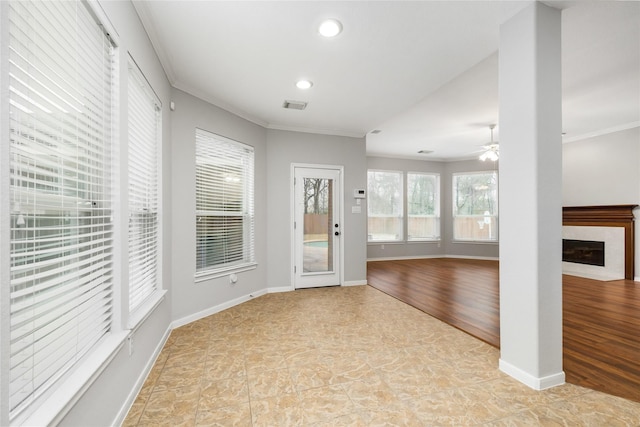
[562,205,637,280]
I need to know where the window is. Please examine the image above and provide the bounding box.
[195,129,255,277]
[367,170,403,241]
[128,58,161,314]
[407,173,440,240]
[7,0,115,418]
[452,172,499,241]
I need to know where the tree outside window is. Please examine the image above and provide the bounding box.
[367,170,403,241]
[407,173,440,240]
[452,172,498,241]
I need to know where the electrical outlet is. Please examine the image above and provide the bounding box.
[128,335,134,356]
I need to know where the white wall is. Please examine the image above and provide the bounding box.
[563,127,639,206]
[170,89,269,321]
[60,1,173,425]
[562,126,640,280]
[266,130,367,287]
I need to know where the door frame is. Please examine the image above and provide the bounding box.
[290,163,344,290]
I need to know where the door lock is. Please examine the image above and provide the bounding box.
[335,231,340,236]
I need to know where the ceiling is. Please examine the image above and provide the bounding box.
[133,1,639,161]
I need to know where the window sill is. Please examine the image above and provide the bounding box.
[195,262,257,283]
[128,289,167,331]
[15,331,129,427]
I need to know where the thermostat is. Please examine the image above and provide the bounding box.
[353,189,366,199]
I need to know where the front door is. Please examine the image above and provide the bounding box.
[293,166,342,289]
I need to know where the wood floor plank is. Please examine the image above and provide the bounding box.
[367,258,640,403]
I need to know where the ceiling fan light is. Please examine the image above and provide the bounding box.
[479,125,499,161]
[480,149,499,162]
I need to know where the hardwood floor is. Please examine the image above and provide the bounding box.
[367,258,640,403]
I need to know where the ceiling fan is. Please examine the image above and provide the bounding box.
[479,124,499,162]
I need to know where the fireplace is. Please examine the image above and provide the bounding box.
[562,239,605,267]
[563,205,637,280]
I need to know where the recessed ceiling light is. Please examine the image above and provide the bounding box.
[319,19,342,38]
[296,80,313,90]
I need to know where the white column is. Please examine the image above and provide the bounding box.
[498,2,564,389]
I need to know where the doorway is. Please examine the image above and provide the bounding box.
[292,165,343,289]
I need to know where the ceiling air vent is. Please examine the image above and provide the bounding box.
[282,100,308,110]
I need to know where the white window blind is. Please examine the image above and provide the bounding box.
[367,170,403,242]
[128,59,161,313]
[195,129,255,275]
[7,0,114,418]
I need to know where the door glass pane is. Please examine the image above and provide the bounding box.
[303,178,333,272]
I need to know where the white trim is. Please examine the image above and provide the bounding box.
[17,331,129,427]
[112,326,172,427]
[171,289,268,329]
[130,1,176,84]
[499,359,565,390]
[367,255,443,262]
[367,255,499,262]
[174,81,268,128]
[0,2,12,424]
[266,123,364,139]
[444,254,499,261]
[127,290,167,331]
[291,164,345,289]
[343,280,367,286]
[267,286,295,293]
[562,121,640,144]
[451,240,499,245]
[635,276,640,283]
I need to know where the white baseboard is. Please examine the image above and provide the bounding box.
[499,359,565,390]
[171,288,268,329]
[343,280,367,286]
[267,286,294,293]
[367,255,499,262]
[113,326,172,426]
[367,254,442,262]
[444,254,499,261]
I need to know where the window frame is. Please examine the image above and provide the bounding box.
[2,1,127,424]
[367,169,404,243]
[452,171,499,242]
[406,172,441,241]
[126,55,165,328]
[194,129,256,281]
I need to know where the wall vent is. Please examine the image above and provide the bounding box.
[282,100,307,110]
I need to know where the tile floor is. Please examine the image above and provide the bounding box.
[123,285,640,426]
